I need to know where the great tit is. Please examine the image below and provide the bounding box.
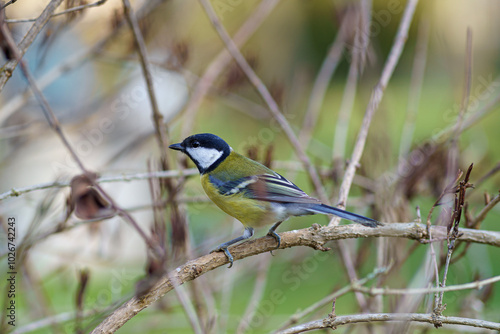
[169,133,381,267]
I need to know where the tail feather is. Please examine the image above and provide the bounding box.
[307,204,381,227]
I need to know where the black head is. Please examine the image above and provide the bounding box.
[169,133,231,174]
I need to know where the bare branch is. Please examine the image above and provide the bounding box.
[275,266,389,333]
[353,274,500,296]
[279,313,500,333]
[122,0,170,168]
[332,2,370,160]
[330,0,420,225]
[471,192,500,228]
[236,255,271,334]
[1,0,18,10]
[198,0,328,201]
[0,0,65,92]
[299,10,349,144]
[0,169,198,201]
[0,9,162,258]
[89,222,500,333]
[398,17,430,158]
[5,0,108,23]
[180,0,280,138]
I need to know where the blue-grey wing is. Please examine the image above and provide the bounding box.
[209,173,320,204]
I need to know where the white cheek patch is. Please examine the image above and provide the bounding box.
[186,147,223,170]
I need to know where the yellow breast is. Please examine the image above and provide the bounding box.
[201,173,275,228]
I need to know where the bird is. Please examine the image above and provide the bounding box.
[169,133,381,267]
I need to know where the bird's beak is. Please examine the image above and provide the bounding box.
[169,143,184,152]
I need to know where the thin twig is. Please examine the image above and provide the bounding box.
[180,0,281,138]
[5,0,108,23]
[446,28,472,193]
[0,48,95,124]
[198,0,328,201]
[89,222,500,333]
[330,0,420,225]
[0,0,65,92]
[337,240,368,311]
[471,192,500,228]
[11,308,107,334]
[398,18,430,158]
[279,313,500,333]
[0,14,162,258]
[274,266,388,333]
[474,162,500,189]
[435,164,474,319]
[236,255,272,334]
[299,11,349,144]
[353,274,500,295]
[328,1,373,314]
[426,170,463,234]
[170,283,204,334]
[332,2,370,159]
[388,76,500,190]
[0,169,198,201]
[434,30,473,318]
[121,0,170,169]
[1,0,18,10]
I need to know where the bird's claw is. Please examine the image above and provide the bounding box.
[211,247,234,268]
[267,230,281,251]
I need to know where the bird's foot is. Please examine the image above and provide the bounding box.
[267,230,281,256]
[210,247,234,268]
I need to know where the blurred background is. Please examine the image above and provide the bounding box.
[1,0,499,333]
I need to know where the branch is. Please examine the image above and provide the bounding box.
[353,274,500,296]
[279,313,500,333]
[0,169,198,201]
[5,0,107,23]
[471,192,500,228]
[90,223,500,333]
[198,0,328,201]
[121,0,170,168]
[398,17,429,158]
[275,266,389,333]
[331,0,420,224]
[332,2,370,160]
[0,0,65,92]
[0,8,162,259]
[180,0,280,137]
[299,10,349,144]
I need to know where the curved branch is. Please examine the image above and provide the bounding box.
[90,223,500,333]
[279,313,500,333]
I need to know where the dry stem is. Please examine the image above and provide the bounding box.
[330,0,420,225]
[89,222,500,333]
[279,313,500,333]
[198,0,327,201]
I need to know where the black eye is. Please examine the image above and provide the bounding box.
[192,141,200,148]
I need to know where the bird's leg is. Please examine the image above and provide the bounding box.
[211,227,254,268]
[267,221,283,252]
